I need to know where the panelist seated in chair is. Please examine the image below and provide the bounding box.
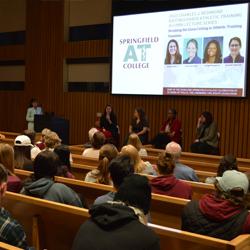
[190,111,219,155]
[151,109,181,149]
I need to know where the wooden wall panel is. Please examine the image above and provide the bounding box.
[0,45,25,60]
[0,0,250,158]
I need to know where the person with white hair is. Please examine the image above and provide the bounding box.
[165,142,199,182]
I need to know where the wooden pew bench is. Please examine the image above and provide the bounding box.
[149,223,250,250]
[3,191,250,250]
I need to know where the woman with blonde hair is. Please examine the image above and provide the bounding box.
[127,133,147,157]
[44,131,62,150]
[85,144,118,185]
[0,144,22,192]
[120,145,156,176]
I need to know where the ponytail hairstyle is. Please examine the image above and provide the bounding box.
[97,144,118,184]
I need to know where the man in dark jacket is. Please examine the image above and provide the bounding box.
[72,174,160,250]
[182,170,250,240]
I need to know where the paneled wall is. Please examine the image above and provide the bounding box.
[0,0,250,158]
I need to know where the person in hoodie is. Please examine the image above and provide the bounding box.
[151,152,192,199]
[72,174,160,250]
[21,150,83,208]
[182,170,250,240]
[93,155,135,205]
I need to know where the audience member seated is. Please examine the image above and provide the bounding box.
[151,108,182,149]
[83,127,98,148]
[44,131,62,151]
[100,104,119,145]
[36,128,51,150]
[72,174,160,250]
[182,170,250,240]
[24,129,41,160]
[94,155,134,205]
[121,145,156,176]
[82,131,106,159]
[0,134,5,139]
[128,107,149,145]
[127,133,148,157]
[14,135,33,171]
[0,164,31,249]
[85,144,118,185]
[191,111,219,155]
[151,152,192,199]
[21,151,83,208]
[0,144,22,193]
[166,142,199,182]
[205,154,238,184]
[54,144,75,179]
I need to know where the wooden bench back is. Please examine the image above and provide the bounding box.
[3,191,250,250]
[3,192,89,250]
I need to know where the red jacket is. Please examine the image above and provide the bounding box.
[160,119,182,144]
[199,194,250,233]
[150,175,192,199]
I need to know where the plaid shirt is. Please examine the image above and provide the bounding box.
[0,207,30,249]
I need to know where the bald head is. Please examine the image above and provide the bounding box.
[165,142,182,161]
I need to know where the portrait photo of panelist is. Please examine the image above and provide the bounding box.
[224,37,244,63]
[164,39,182,64]
[183,39,201,64]
[203,38,223,64]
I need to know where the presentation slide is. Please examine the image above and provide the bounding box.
[112,3,249,97]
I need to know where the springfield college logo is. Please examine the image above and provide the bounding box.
[120,37,159,69]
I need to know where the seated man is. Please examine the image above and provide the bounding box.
[21,151,84,208]
[166,142,199,182]
[150,152,192,199]
[182,170,250,240]
[0,164,31,249]
[72,175,160,250]
[93,155,135,205]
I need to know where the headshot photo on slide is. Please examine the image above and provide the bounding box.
[183,38,202,64]
[165,39,182,65]
[203,37,223,64]
[224,37,244,63]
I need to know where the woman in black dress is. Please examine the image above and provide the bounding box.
[129,108,149,145]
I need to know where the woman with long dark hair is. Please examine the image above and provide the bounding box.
[129,108,149,145]
[203,40,222,63]
[190,111,219,155]
[100,104,119,145]
[165,39,182,64]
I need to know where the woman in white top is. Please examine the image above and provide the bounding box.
[120,145,156,176]
[26,98,43,131]
[85,144,118,184]
[82,131,105,159]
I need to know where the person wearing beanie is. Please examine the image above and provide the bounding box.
[182,170,250,240]
[72,175,160,250]
[166,142,199,182]
[150,152,192,199]
[93,154,134,205]
[21,151,83,208]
